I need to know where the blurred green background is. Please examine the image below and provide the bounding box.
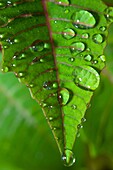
[0,1,113,170]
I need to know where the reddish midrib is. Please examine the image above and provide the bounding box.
[41,0,65,152]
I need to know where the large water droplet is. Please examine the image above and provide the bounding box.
[62,28,76,39]
[73,65,100,91]
[104,7,113,22]
[62,149,75,167]
[70,42,85,55]
[59,88,70,105]
[72,10,96,29]
[92,34,104,44]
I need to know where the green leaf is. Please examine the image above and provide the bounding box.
[0,0,113,166]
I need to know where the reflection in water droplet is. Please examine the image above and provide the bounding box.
[62,149,75,167]
[104,7,113,22]
[59,88,70,105]
[92,34,103,44]
[99,55,106,62]
[77,124,83,129]
[53,82,58,88]
[73,65,100,90]
[62,28,75,39]
[72,10,96,29]
[49,117,53,121]
[99,26,106,32]
[1,66,9,73]
[70,42,85,55]
[30,42,44,52]
[82,33,89,39]
[13,53,26,60]
[84,54,93,61]
[44,43,50,49]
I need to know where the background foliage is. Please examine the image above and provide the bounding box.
[0,0,113,169]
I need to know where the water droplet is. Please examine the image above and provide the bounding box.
[104,7,113,22]
[92,60,98,64]
[30,42,44,52]
[13,53,26,60]
[40,102,47,108]
[92,34,104,44]
[2,45,9,49]
[39,58,44,63]
[43,81,53,90]
[77,124,83,129]
[17,72,25,78]
[68,57,75,62]
[49,117,53,121]
[53,82,58,88]
[84,54,93,61]
[86,48,91,52]
[81,33,89,39]
[28,84,34,88]
[64,9,70,14]
[99,55,106,62]
[70,42,85,55]
[99,26,106,32]
[62,28,76,40]
[81,117,86,122]
[62,149,75,167]
[71,104,77,109]
[0,33,5,40]
[72,10,96,29]
[59,88,70,105]
[1,66,9,73]
[57,0,69,6]
[73,65,100,91]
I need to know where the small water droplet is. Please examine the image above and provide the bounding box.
[72,10,96,29]
[2,45,9,49]
[62,149,75,167]
[81,33,89,39]
[70,42,85,55]
[81,117,86,122]
[43,81,53,90]
[92,34,104,44]
[13,53,26,60]
[29,84,34,88]
[71,104,77,109]
[53,82,58,88]
[30,42,44,52]
[73,65,100,91]
[77,124,83,129]
[99,55,106,62]
[62,28,76,40]
[86,48,91,52]
[1,66,9,73]
[39,58,44,63]
[104,7,113,22]
[17,72,25,78]
[49,117,53,121]
[0,33,5,40]
[92,60,98,64]
[99,26,106,32]
[68,57,75,62]
[57,0,69,6]
[84,54,93,61]
[64,9,70,14]
[59,88,70,105]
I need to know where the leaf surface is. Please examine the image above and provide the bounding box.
[0,0,113,166]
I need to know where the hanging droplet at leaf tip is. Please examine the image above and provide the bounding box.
[62,149,76,167]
